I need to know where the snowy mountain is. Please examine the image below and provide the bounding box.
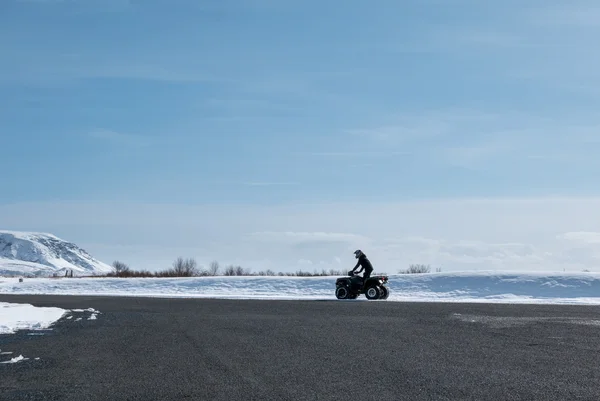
[0,231,113,277]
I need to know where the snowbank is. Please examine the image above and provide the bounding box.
[0,301,67,334]
[2,271,600,304]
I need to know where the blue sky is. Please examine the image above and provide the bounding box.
[2,0,600,272]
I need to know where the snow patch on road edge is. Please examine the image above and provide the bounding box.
[0,302,67,335]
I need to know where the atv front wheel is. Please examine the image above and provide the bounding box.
[365,285,381,300]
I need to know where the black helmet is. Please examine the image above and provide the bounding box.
[354,250,363,259]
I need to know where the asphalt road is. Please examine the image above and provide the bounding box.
[1,295,600,401]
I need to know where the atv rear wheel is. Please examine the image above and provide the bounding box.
[365,285,381,300]
[380,286,389,299]
[335,286,350,299]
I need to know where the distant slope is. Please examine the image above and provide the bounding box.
[0,231,113,277]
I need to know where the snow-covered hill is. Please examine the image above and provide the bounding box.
[0,231,112,277]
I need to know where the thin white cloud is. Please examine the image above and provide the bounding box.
[558,232,600,244]
[427,28,551,51]
[345,118,452,144]
[340,107,600,169]
[0,61,226,86]
[249,231,369,244]
[201,98,302,114]
[4,196,600,273]
[16,0,66,3]
[368,237,548,271]
[243,182,299,187]
[345,109,501,142]
[440,139,513,170]
[308,151,410,157]
[388,3,600,97]
[15,0,132,12]
[88,129,152,147]
[531,4,600,27]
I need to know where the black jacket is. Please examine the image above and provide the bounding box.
[353,254,373,274]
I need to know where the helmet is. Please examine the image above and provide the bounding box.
[353,250,363,259]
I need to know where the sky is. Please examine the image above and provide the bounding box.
[2,0,600,274]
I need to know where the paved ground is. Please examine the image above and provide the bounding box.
[1,295,600,401]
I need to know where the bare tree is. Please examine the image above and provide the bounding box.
[399,264,431,274]
[172,257,199,277]
[112,260,131,276]
[208,261,220,276]
[223,265,236,276]
[222,265,249,276]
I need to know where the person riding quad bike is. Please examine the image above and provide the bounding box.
[335,250,389,300]
[351,249,373,286]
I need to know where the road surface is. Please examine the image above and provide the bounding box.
[1,295,600,400]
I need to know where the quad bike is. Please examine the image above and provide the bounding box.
[335,271,390,300]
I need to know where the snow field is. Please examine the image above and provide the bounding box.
[3,271,600,304]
